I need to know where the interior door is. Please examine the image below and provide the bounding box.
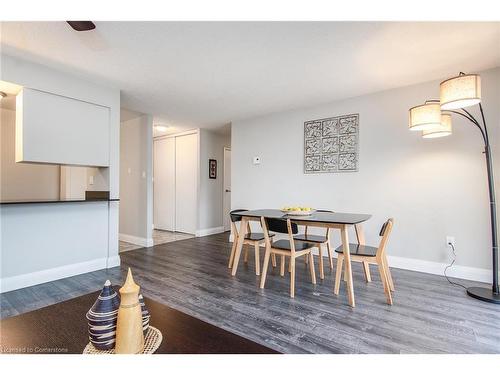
[175,133,198,235]
[153,137,175,231]
[223,147,231,231]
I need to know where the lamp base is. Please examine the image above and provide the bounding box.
[466,287,500,304]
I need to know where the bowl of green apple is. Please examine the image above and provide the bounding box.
[281,206,316,216]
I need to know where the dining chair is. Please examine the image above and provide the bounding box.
[228,209,276,275]
[293,209,334,280]
[260,217,317,298]
[334,218,395,305]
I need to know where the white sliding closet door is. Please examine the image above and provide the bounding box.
[175,133,198,235]
[153,137,175,231]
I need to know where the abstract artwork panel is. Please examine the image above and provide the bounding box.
[322,137,339,153]
[304,155,321,172]
[304,121,322,139]
[304,114,359,173]
[321,153,338,172]
[339,153,357,171]
[305,139,321,155]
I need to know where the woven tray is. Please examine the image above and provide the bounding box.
[83,326,163,354]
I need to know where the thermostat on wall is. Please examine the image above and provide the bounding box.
[253,156,261,165]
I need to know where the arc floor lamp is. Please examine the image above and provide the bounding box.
[409,72,499,304]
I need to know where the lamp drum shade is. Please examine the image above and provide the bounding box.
[440,74,481,110]
[422,114,452,138]
[409,101,441,131]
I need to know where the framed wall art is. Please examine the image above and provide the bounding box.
[304,113,359,174]
[209,159,217,179]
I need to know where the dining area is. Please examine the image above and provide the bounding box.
[227,208,395,307]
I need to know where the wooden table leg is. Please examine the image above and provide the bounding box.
[231,217,248,276]
[341,225,355,307]
[355,223,371,283]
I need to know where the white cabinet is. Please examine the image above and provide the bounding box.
[16,88,110,166]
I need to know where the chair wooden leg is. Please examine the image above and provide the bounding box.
[280,255,285,277]
[378,260,393,305]
[383,255,395,291]
[362,262,372,282]
[326,242,334,269]
[244,247,248,263]
[228,237,237,268]
[271,253,277,268]
[288,257,292,273]
[318,245,324,280]
[254,242,260,276]
[260,247,271,289]
[334,255,343,295]
[308,252,316,284]
[290,256,296,298]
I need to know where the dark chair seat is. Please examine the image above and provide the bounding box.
[293,234,328,243]
[272,239,313,251]
[334,243,378,257]
[244,232,274,241]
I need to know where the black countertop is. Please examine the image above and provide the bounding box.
[0,198,119,205]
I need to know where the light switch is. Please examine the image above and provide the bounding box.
[142,171,146,178]
[89,175,94,185]
[253,156,261,165]
[127,168,131,175]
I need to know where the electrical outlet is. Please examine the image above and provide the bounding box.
[446,236,455,248]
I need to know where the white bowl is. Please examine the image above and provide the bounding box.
[281,209,315,216]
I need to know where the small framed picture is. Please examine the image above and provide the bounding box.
[209,159,217,179]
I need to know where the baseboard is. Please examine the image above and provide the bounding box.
[196,226,225,237]
[119,233,154,247]
[226,235,491,283]
[0,256,120,293]
[387,255,491,283]
[107,255,121,268]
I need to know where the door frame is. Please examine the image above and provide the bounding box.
[223,146,231,232]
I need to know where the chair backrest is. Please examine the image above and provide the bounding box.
[264,217,298,234]
[230,209,251,237]
[377,218,394,257]
[261,216,299,254]
[230,209,247,223]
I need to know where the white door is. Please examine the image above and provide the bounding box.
[175,133,198,235]
[153,137,175,231]
[223,147,231,231]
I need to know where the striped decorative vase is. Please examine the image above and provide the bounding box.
[138,294,150,336]
[86,280,121,350]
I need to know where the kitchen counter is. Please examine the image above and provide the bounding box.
[0,198,119,205]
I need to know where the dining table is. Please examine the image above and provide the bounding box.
[230,209,372,307]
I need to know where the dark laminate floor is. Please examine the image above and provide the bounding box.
[1,232,500,353]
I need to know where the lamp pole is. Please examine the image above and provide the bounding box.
[447,103,499,302]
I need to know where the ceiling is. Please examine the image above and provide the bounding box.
[1,22,499,130]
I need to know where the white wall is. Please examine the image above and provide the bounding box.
[1,108,60,201]
[232,67,500,281]
[198,129,231,234]
[0,54,120,292]
[119,115,153,246]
